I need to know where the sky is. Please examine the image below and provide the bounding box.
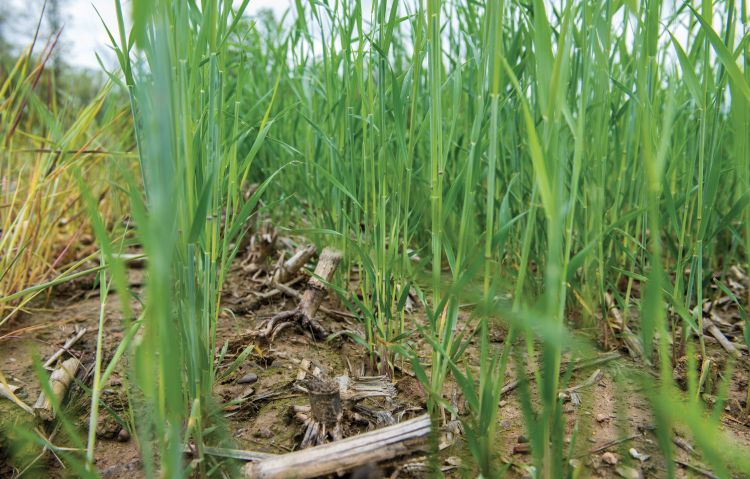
[4,0,293,69]
[1,0,698,73]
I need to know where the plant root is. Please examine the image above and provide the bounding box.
[255,247,342,341]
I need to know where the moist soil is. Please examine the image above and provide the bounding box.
[1,249,749,478]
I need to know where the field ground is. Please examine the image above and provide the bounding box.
[3,0,750,477]
[2,237,749,478]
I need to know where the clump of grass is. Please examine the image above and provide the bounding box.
[0,25,131,327]
[104,0,277,474]
[234,0,750,473]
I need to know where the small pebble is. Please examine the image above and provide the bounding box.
[116,428,131,442]
[629,448,650,462]
[596,413,609,422]
[602,452,618,465]
[238,372,258,385]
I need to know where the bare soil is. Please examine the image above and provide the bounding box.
[1,250,749,478]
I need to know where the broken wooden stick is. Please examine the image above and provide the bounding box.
[605,292,644,360]
[270,280,357,323]
[300,247,343,320]
[243,414,431,479]
[257,247,343,340]
[44,327,87,369]
[273,244,316,283]
[704,313,742,359]
[241,224,277,273]
[236,276,305,312]
[33,357,80,421]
